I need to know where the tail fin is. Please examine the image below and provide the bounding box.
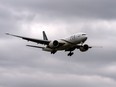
[43,31,48,40]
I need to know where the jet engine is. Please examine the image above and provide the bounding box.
[49,40,59,48]
[79,44,89,52]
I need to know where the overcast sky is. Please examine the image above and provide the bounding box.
[0,0,116,87]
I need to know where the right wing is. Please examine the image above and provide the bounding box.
[6,33,50,45]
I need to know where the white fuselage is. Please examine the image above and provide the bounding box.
[45,33,88,51]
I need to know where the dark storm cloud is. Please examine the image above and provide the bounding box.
[0,0,116,87]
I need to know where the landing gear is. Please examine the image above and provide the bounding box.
[67,51,74,56]
[51,50,57,54]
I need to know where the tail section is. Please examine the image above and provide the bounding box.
[43,31,48,40]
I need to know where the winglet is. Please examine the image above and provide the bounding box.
[6,33,10,35]
[5,33,22,38]
[5,33,15,36]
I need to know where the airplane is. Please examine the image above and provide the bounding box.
[6,31,92,56]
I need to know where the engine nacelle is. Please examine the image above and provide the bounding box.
[80,44,89,52]
[49,40,59,48]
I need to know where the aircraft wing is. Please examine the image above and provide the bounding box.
[6,33,50,45]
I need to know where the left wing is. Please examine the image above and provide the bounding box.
[6,33,50,45]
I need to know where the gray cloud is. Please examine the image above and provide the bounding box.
[1,0,116,19]
[0,0,116,87]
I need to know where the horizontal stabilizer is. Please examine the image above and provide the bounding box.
[90,46,103,48]
[26,45,44,49]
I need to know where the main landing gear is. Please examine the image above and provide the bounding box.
[67,51,74,56]
[51,50,57,54]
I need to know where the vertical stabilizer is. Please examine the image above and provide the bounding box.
[43,31,48,40]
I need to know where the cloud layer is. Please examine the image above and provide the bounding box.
[0,0,116,87]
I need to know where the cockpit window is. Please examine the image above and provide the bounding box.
[82,34,86,35]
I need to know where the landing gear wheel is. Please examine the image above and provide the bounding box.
[67,52,74,56]
[51,50,57,54]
